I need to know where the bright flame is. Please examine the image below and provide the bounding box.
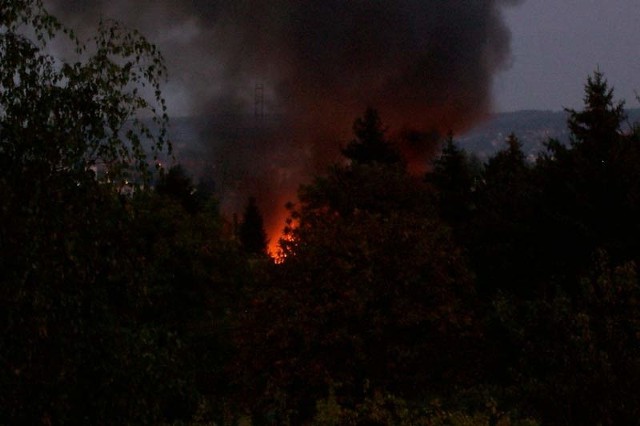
[267,229,284,259]
[266,197,293,261]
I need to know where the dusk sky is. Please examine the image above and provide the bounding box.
[495,0,640,112]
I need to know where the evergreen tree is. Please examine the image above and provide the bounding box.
[535,70,640,282]
[471,133,536,296]
[427,134,479,227]
[341,107,403,166]
[567,70,626,155]
[239,197,268,255]
[155,164,210,214]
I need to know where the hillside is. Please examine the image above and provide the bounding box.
[459,108,640,160]
[164,109,640,177]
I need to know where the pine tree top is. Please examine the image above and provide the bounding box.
[341,108,403,166]
[566,70,626,148]
[239,196,268,255]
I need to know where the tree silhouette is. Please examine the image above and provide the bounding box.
[532,70,640,284]
[427,134,479,228]
[156,165,205,214]
[235,112,478,423]
[470,133,537,296]
[567,70,626,155]
[0,2,203,423]
[239,197,268,255]
[342,107,403,165]
[495,254,640,425]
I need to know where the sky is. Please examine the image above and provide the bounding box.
[494,0,640,112]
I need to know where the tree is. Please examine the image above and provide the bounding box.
[0,1,169,186]
[239,196,268,255]
[532,71,640,287]
[0,2,196,423]
[469,134,537,296]
[234,113,478,423]
[127,189,246,423]
[494,253,640,425]
[567,70,626,156]
[427,134,480,229]
[156,164,207,214]
[472,75,640,424]
[341,107,403,166]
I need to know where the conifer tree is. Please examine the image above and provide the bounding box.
[471,133,535,296]
[427,134,478,226]
[239,197,268,255]
[567,70,626,153]
[156,165,202,213]
[534,71,635,291]
[342,108,403,166]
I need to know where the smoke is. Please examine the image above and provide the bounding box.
[44,0,522,248]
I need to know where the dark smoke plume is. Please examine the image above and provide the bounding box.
[45,0,522,248]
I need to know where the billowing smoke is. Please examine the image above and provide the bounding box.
[45,0,522,249]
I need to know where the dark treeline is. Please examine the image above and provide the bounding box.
[3,2,640,425]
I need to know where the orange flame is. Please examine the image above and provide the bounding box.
[265,195,294,260]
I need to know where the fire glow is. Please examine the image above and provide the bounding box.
[265,195,294,259]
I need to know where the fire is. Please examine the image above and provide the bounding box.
[252,104,487,263]
[267,224,285,259]
[265,195,294,260]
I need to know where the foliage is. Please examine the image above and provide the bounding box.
[530,70,640,291]
[493,254,640,425]
[155,164,208,214]
[239,196,268,255]
[427,134,481,228]
[341,107,403,166]
[423,71,640,424]
[467,133,538,296]
[567,70,626,152]
[0,0,169,186]
[128,188,244,423]
[232,110,479,423]
[312,387,539,426]
[4,9,640,423]
[0,1,232,423]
